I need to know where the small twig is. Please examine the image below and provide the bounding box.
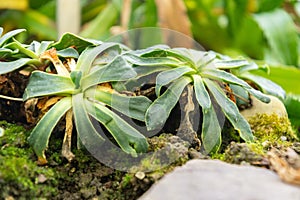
[0,94,23,101]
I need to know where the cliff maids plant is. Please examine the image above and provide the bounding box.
[23,43,151,164]
[123,46,274,152]
[0,27,285,163]
[0,28,150,164]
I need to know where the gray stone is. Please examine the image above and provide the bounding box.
[139,159,300,200]
[241,95,287,120]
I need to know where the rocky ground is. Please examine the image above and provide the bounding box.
[1,92,300,199]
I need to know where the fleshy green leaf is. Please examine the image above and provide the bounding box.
[124,53,180,67]
[0,58,37,74]
[23,71,76,100]
[0,29,26,47]
[145,76,192,131]
[75,42,119,75]
[70,71,82,89]
[247,88,271,103]
[129,45,169,56]
[133,65,172,77]
[0,48,14,58]
[81,56,137,91]
[155,66,195,96]
[51,32,100,53]
[192,74,211,109]
[166,48,198,66]
[204,78,254,142]
[213,59,249,69]
[201,105,222,153]
[86,99,148,156]
[92,45,121,65]
[87,88,152,121]
[27,41,53,56]
[72,93,105,150]
[57,47,79,58]
[4,40,38,59]
[202,69,252,89]
[28,97,72,162]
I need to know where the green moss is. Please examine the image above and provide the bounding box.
[210,152,226,161]
[247,142,265,155]
[0,121,58,199]
[249,113,297,148]
[212,114,297,164]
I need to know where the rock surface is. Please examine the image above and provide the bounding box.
[139,159,300,200]
[241,95,287,120]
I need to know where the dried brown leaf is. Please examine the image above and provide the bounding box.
[61,109,75,162]
[40,48,69,76]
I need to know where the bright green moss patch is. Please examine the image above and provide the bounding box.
[249,113,297,147]
[211,113,298,164]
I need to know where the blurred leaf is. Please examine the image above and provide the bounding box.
[82,0,106,23]
[225,0,248,37]
[35,0,56,19]
[284,94,300,128]
[240,72,285,99]
[233,17,264,59]
[132,0,157,27]
[80,3,119,39]
[253,9,298,66]
[252,65,300,94]
[29,0,52,9]
[23,9,57,40]
[257,0,284,12]
[0,0,28,10]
